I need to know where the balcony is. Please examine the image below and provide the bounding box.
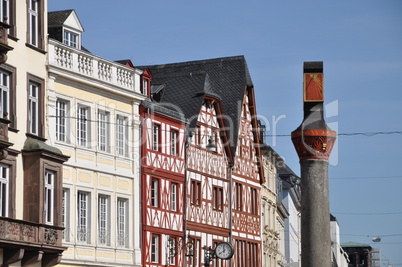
[48,39,143,95]
[0,217,65,266]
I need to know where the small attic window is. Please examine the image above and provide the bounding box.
[63,29,79,48]
[142,77,149,97]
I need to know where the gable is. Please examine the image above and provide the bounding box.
[64,11,84,32]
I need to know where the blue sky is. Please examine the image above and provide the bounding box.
[49,0,402,265]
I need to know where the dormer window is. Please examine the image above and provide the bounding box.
[64,29,78,48]
[48,9,84,50]
[143,78,149,96]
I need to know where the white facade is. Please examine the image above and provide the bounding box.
[331,217,349,267]
[47,27,145,266]
[282,190,301,266]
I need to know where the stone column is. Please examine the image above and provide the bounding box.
[291,62,336,267]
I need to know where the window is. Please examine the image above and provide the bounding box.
[0,65,15,127]
[97,110,109,152]
[28,0,39,47]
[171,183,177,212]
[28,82,38,135]
[56,99,68,142]
[1,0,15,36]
[0,70,9,119]
[250,187,258,215]
[190,180,201,206]
[142,78,148,96]
[0,0,9,24]
[213,186,223,211]
[235,183,243,211]
[151,178,159,207]
[44,170,54,225]
[171,130,178,156]
[27,74,44,136]
[117,198,128,247]
[151,234,160,263]
[0,163,9,217]
[98,195,110,246]
[62,188,70,241]
[77,191,90,243]
[116,115,128,156]
[64,30,78,48]
[152,124,160,151]
[168,236,177,265]
[77,106,90,147]
[195,125,201,146]
[192,237,201,267]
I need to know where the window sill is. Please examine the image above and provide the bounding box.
[25,43,46,54]
[25,132,46,142]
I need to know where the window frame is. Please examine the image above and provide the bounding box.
[171,130,178,156]
[0,163,9,217]
[27,74,44,137]
[151,178,159,208]
[98,194,111,246]
[27,0,43,49]
[171,182,177,212]
[235,183,243,211]
[190,180,201,206]
[151,233,160,263]
[117,198,128,248]
[62,188,70,242]
[97,109,109,152]
[152,123,160,151]
[77,190,91,244]
[77,105,91,147]
[63,29,79,48]
[116,114,128,157]
[56,98,69,143]
[44,170,55,225]
[212,185,223,211]
[0,65,15,128]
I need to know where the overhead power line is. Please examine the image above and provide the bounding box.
[265,131,402,137]
[330,175,402,180]
[333,211,402,216]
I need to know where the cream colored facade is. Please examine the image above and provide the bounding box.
[0,0,72,266]
[261,145,287,267]
[47,13,146,266]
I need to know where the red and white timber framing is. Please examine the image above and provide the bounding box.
[140,104,187,267]
[231,89,264,267]
[185,96,234,267]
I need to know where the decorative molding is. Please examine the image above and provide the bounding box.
[291,129,336,160]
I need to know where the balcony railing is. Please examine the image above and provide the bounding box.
[48,39,143,94]
[0,216,64,247]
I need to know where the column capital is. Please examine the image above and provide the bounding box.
[291,128,336,160]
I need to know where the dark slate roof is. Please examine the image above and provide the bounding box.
[48,9,74,27]
[149,70,211,130]
[138,56,253,154]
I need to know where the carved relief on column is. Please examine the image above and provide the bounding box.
[291,129,336,160]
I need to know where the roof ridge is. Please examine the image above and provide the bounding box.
[139,55,246,69]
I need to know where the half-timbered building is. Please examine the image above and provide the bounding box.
[140,56,263,267]
[139,70,188,266]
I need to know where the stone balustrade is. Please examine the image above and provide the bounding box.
[48,39,142,94]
